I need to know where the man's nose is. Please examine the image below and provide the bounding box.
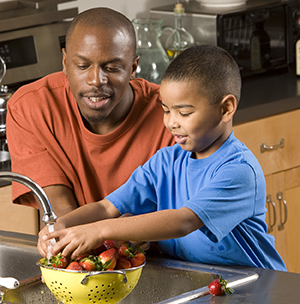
[87,67,108,86]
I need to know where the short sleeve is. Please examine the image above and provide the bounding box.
[184,162,257,242]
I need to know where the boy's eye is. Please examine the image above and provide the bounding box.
[180,112,192,117]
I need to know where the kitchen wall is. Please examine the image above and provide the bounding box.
[60,0,177,20]
[0,0,177,20]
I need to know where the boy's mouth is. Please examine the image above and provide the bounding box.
[174,134,187,145]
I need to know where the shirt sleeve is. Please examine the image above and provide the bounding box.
[106,152,161,215]
[184,162,258,243]
[6,96,71,205]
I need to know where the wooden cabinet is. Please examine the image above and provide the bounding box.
[0,185,39,235]
[233,108,300,273]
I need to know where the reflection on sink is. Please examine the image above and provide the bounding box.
[0,231,41,281]
[0,231,259,304]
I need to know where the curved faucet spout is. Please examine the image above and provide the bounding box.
[0,171,57,225]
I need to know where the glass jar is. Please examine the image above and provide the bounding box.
[165,3,195,60]
[132,18,170,84]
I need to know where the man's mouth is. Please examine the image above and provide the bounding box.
[88,96,110,102]
[83,94,111,109]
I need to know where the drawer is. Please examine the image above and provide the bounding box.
[233,109,300,176]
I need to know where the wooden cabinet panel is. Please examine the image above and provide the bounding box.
[234,109,300,273]
[0,185,38,235]
[233,109,300,175]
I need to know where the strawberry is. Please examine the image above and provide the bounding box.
[208,275,234,296]
[74,252,90,262]
[117,241,135,258]
[49,253,69,269]
[103,240,117,250]
[92,240,117,255]
[79,256,98,271]
[99,248,119,270]
[130,251,146,267]
[116,256,132,270]
[66,261,84,270]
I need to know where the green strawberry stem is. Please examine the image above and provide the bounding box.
[218,275,234,295]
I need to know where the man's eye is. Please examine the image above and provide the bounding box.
[106,66,121,72]
[163,110,170,114]
[78,65,89,70]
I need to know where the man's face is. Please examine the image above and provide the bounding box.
[63,24,138,130]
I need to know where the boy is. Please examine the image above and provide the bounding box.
[39,45,286,271]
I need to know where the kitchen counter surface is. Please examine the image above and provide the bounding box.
[234,66,300,125]
[186,266,300,304]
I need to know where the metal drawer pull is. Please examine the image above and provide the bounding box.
[277,192,287,231]
[260,138,284,153]
[266,194,276,233]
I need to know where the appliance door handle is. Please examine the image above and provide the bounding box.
[277,192,287,231]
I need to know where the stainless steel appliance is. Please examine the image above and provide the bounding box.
[0,0,78,87]
[0,0,78,178]
[151,0,300,77]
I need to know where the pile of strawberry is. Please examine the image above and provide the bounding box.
[39,240,146,271]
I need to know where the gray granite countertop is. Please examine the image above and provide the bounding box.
[234,66,300,125]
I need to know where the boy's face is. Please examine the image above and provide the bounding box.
[160,80,229,159]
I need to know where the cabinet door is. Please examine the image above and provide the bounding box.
[0,185,39,235]
[233,109,300,175]
[265,166,300,273]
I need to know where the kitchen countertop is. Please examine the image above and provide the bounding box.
[186,266,300,304]
[234,66,300,125]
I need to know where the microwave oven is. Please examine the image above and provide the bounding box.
[151,0,300,77]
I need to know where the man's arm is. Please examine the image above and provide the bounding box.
[33,184,79,229]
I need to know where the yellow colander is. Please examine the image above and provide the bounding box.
[37,261,145,304]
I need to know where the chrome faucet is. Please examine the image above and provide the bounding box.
[0,171,57,225]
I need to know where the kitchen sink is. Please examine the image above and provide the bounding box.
[0,230,259,304]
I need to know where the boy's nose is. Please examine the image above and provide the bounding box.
[165,115,180,130]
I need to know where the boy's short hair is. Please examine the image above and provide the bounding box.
[162,44,242,105]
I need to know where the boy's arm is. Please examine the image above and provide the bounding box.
[45,205,203,259]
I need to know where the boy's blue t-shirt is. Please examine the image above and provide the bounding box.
[106,132,286,271]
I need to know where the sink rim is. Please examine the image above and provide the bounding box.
[146,257,259,304]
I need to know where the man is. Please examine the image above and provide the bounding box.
[6,8,173,228]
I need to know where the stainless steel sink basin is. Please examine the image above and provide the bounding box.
[0,230,259,304]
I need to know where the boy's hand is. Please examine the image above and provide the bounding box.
[43,222,103,260]
[38,222,66,258]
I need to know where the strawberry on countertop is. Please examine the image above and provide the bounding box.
[208,275,234,296]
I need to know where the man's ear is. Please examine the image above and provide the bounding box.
[62,48,67,76]
[130,55,140,80]
[221,94,237,123]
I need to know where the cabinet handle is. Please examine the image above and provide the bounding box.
[266,194,276,233]
[260,138,285,153]
[277,192,287,231]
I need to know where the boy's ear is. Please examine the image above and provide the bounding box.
[220,94,237,123]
